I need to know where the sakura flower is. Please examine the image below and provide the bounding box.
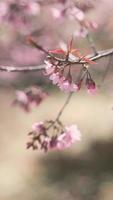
[75,9,85,21]
[59,80,70,91]
[27,121,48,150]
[0,2,8,18]
[43,39,95,93]
[44,60,55,75]
[87,87,96,95]
[13,90,29,112]
[27,119,82,152]
[65,125,81,141]
[59,80,78,92]
[70,7,85,21]
[0,0,40,32]
[56,124,81,150]
[27,2,40,16]
[86,78,96,95]
[74,27,88,38]
[49,73,60,84]
[32,121,46,135]
[13,87,47,112]
[51,8,62,19]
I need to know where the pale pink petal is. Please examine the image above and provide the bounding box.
[16,91,28,104]
[56,124,81,150]
[49,73,60,84]
[32,121,44,132]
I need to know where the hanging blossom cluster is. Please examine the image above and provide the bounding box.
[28,37,96,94]
[13,86,48,112]
[44,57,96,94]
[27,120,81,152]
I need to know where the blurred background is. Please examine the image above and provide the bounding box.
[0,0,113,200]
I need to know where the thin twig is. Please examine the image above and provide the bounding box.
[56,92,73,121]
[0,64,45,72]
[47,92,73,130]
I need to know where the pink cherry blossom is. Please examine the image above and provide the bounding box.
[13,90,29,112]
[59,80,78,92]
[56,124,81,150]
[49,73,60,84]
[13,87,47,112]
[67,6,85,21]
[32,121,46,137]
[32,121,44,132]
[86,78,96,95]
[44,60,79,92]
[44,60,55,75]
[87,87,96,95]
[51,7,62,19]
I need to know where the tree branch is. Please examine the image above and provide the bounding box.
[0,48,113,72]
[0,64,45,72]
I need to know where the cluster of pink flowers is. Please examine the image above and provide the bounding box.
[13,86,47,112]
[68,5,97,38]
[44,58,96,94]
[27,121,81,152]
[44,60,78,92]
[50,1,98,38]
[27,36,96,94]
[0,0,40,30]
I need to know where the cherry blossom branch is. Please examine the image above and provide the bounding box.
[0,65,45,72]
[0,48,113,72]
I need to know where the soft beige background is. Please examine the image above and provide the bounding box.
[0,88,113,200]
[0,1,113,199]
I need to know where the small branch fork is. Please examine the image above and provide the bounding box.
[0,48,113,72]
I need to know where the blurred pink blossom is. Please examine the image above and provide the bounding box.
[56,125,81,149]
[11,46,42,65]
[86,78,96,95]
[59,80,78,92]
[13,87,47,112]
[32,121,46,135]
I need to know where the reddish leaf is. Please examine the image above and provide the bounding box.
[49,49,65,54]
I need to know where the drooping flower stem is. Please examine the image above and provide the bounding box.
[26,92,81,152]
[47,92,73,130]
[56,92,73,121]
